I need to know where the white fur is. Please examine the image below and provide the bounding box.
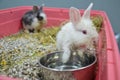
[40,12,47,21]
[56,3,98,63]
[23,18,39,30]
[31,18,40,28]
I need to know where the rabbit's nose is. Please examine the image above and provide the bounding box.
[29,29,35,33]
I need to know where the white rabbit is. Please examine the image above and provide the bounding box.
[56,3,98,63]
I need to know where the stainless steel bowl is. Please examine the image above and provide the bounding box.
[39,51,97,80]
[39,51,97,71]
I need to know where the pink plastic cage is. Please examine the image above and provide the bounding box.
[0,6,120,80]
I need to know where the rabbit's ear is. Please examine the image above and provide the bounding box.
[40,4,44,11]
[69,7,81,26]
[33,6,39,12]
[82,3,93,19]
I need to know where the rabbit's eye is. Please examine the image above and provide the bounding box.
[37,16,43,21]
[37,13,43,21]
[82,30,87,34]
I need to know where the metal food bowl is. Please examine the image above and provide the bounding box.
[39,51,97,80]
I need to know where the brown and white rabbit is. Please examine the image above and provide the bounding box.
[56,3,98,63]
[22,4,47,33]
